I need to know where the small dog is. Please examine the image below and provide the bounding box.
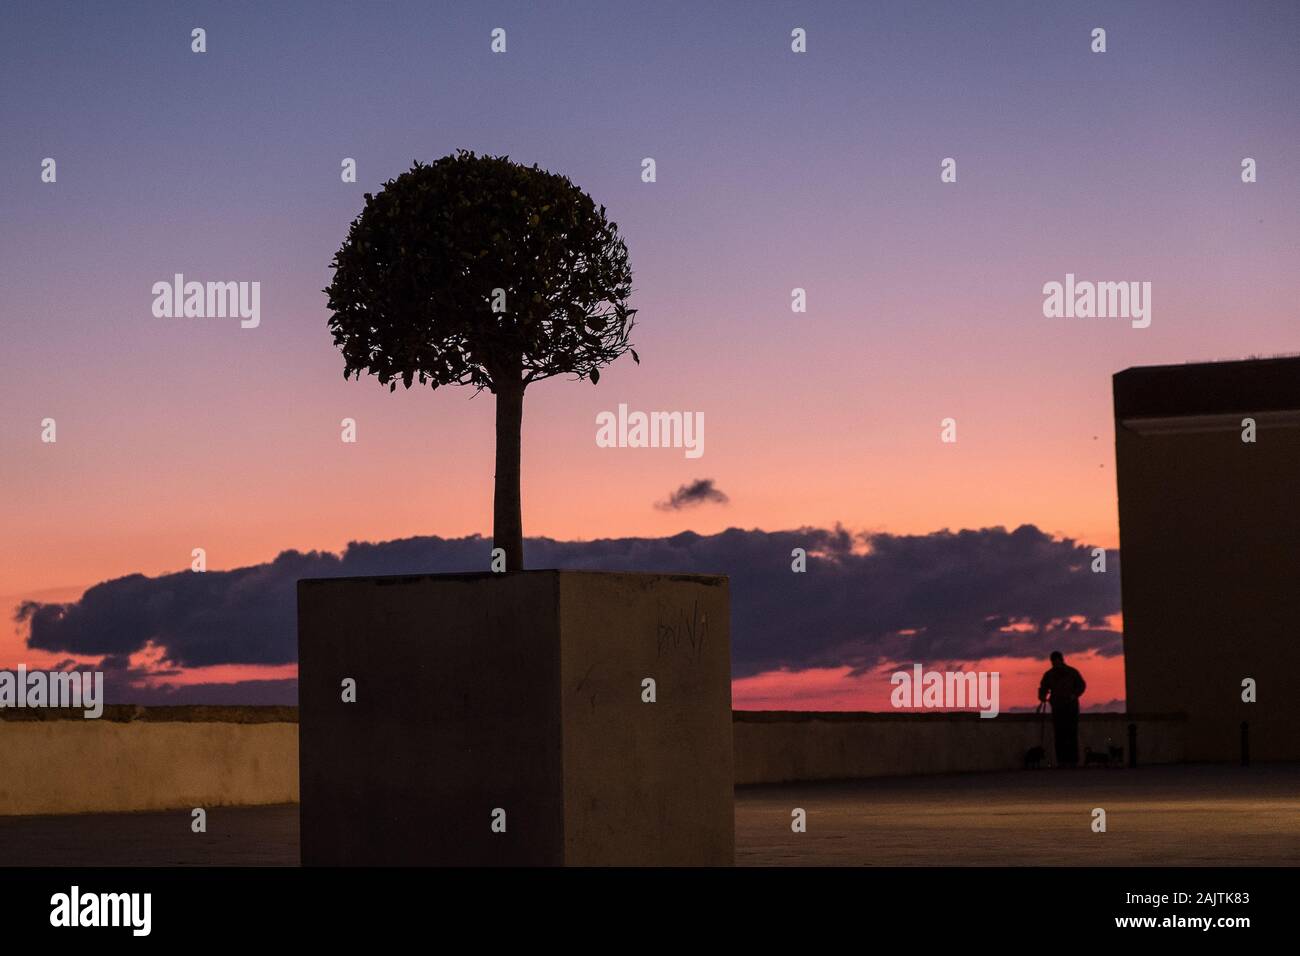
[1024,745,1046,769]
[1083,747,1109,767]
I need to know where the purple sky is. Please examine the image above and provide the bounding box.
[1,1,1297,705]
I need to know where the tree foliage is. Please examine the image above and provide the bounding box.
[325,151,637,394]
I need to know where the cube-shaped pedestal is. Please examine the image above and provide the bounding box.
[297,571,733,865]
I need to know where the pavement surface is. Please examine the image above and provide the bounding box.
[1,763,1296,866]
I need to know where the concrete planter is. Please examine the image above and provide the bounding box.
[297,571,733,866]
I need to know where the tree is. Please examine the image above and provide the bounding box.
[324,151,637,571]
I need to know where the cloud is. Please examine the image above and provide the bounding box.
[13,525,1121,700]
[655,478,729,511]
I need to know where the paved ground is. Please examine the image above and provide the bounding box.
[737,763,1300,866]
[2,764,1296,866]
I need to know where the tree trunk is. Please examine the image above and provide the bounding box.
[493,375,526,571]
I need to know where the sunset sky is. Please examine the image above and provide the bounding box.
[2,1,1297,708]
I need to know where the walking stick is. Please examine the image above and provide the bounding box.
[1035,701,1048,761]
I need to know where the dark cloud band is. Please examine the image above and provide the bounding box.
[15,525,1120,694]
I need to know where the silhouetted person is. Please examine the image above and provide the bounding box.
[1038,651,1086,767]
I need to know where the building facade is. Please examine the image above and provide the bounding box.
[1114,356,1300,761]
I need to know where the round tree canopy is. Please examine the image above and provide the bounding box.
[325,151,637,393]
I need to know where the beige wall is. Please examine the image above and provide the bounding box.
[3,708,1188,816]
[0,710,298,816]
[734,712,1186,785]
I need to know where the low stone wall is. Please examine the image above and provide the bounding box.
[0,707,299,816]
[1,707,1187,815]
[733,711,1187,785]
